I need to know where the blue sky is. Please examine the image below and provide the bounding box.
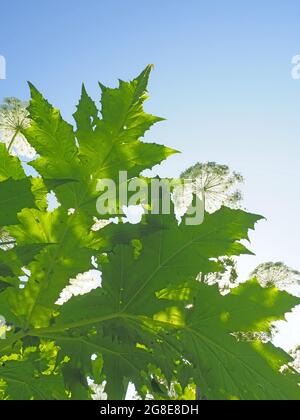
[1,0,300,346]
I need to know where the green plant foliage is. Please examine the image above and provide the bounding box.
[0,360,66,400]
[0,143,25,181]
[0,67,299,400]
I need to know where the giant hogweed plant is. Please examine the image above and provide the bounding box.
[0,66,299,400]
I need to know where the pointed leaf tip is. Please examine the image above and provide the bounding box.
[81,83,87,95]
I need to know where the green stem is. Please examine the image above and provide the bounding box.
[0,314,179,356]
[7,130,19,153]
[0,315,124,355]
[27,313,126,337]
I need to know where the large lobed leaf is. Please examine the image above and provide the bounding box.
[24,66,177,216]
[31,209,300,400]
[0,67,299,401]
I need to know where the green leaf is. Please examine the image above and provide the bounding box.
[55,334,153,400]
[45,208,299,400]
[84,65,177,180]
[51,207,261,329]
[0,178,37,226]
[5,208,159,328]
[171,282,300,400]
[0,244,49,279]
[25,83,79,180]
[0,68,298,401]
[0,277,16,292]
[0,360,66,400]
[102,208,263,316]
[24,67,178,217]
[0,143,25,182]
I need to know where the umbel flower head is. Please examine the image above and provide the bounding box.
[251,262,300,292]
[0,97,35,158]
[180,162,244,213]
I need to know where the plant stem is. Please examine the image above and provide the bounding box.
[7,130,19,153]
[0,315,126,355]
[27,313,126,337]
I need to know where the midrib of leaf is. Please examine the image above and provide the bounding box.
[2,310,295,400]
[25,214,74,328]
[29,311,292,399]
[97,149,170,175]
[24,226,220,333]
[98,70,151,172]
[28,312,124,335]
[1,315,127,354]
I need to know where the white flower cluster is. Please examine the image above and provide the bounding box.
[56,270,102,305]
[180,162,244,214]
[290,349,300,373]
[90,381,108,401]
[172,182,194,220]
[251,262,300,295]
[0,98,35,159]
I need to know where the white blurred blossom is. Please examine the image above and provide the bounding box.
[290,348,300,373]
[0,97,35,159]
[56,270,102,305]
[251,262,300,295]
[89,381,108,400]
[172,181,194,220]
[180,162,244,213]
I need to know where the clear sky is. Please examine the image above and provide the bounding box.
[1,0,300,349]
